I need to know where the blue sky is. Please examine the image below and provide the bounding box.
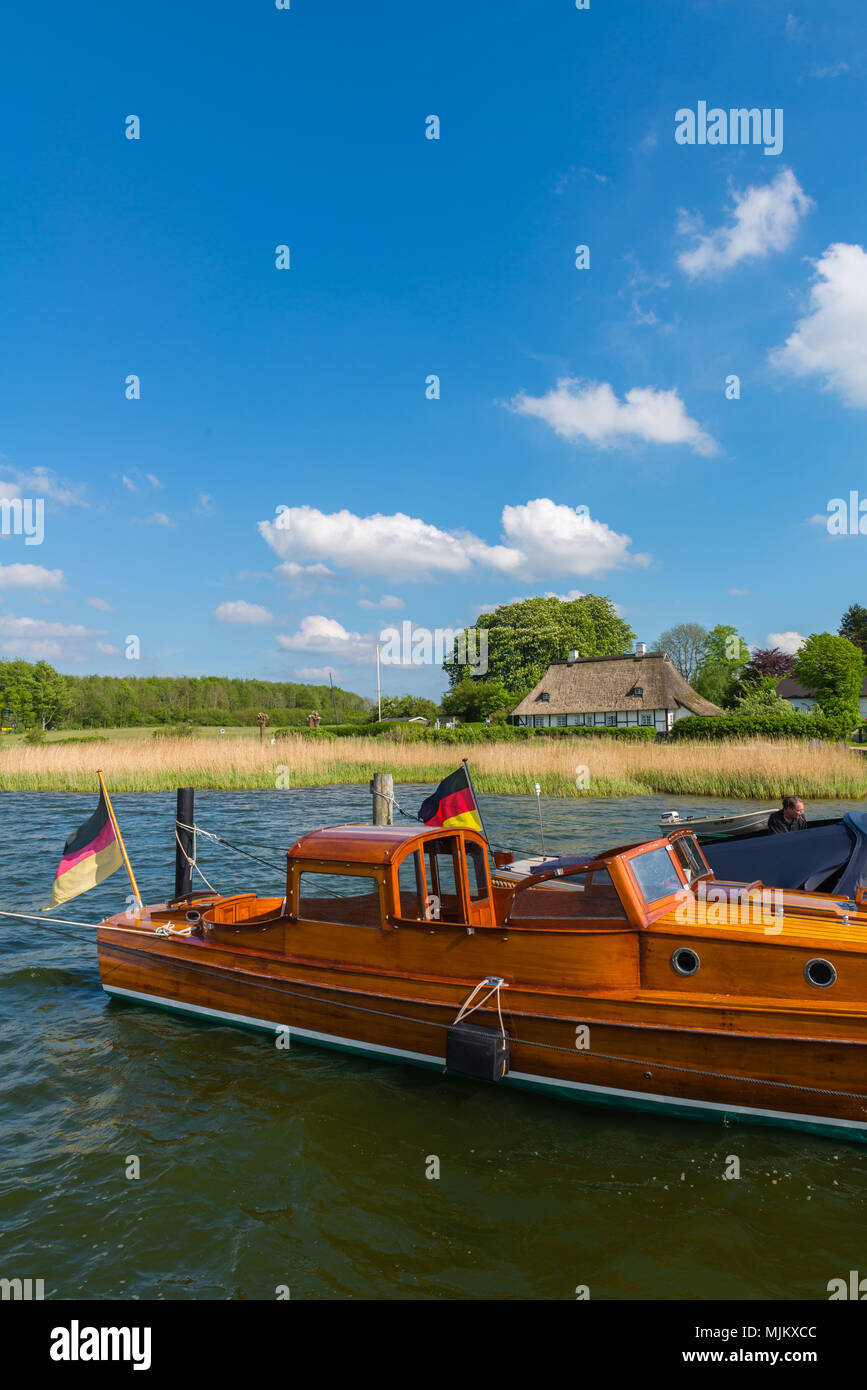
[1,0,866,702]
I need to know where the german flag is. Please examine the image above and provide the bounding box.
[418,764,483,835]
[50,785,124,908]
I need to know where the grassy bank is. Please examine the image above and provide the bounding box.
[0,733,864,797]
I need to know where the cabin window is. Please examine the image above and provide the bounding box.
[605,712,617,727]
[510,869,627,922]
[629,847,683,904]
[671,836,710,883]
[639,713,653,727]
[424,837,464,922]
[298,871,383,928]
[396,851,426,920]
[465,842,490,903]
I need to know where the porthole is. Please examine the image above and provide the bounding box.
[804,957,836,988]
[672,947,700,977]
[184,909,202,924]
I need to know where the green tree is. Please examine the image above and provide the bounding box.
[376,694,439,722]
[732,674,788,714]
[655,623,708,683]
[793,633,866,729]
[693,624,749,707]
[0,660,36,729]
[30,661,72,730]
[444,596,634,700]
[839,603,867,657]
[441,676,518,722]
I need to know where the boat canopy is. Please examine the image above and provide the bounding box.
[702,812,867,896]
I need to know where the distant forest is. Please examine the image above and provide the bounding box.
[0,660,372,730]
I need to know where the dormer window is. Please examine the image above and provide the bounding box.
[628,686,644,698]
[538,692,550,702]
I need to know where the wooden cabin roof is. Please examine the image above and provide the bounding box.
[510,652,723,718]
[288,822,481,865]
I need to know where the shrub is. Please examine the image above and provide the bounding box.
[668,712,854,742]
[23,728,46,744]
[152,723,196,740]
[530,725,658,741]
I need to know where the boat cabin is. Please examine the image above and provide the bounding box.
[278,822,716,934]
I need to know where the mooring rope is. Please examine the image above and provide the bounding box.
[174,825,220,895]
[454,976,508,1040]
[175,821,285,874]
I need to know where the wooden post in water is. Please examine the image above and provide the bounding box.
[175,787,194,899]
[371,771,394,826]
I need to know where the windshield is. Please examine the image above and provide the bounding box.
[629,846,684,904]
[672,836,710,883]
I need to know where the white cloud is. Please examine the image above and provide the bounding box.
[766,630,805,654]
[95,641,121,655]
[785,13,805,42]
[261,507,500,581]
[0,563,65,591]
[87,597,115,611]
[499,499,650,575]
[196,492,216,516]
[811,61,849,78]
[0,463,87,507]
[357,594,405,610]
[292,666,339,681]
[805,513,829,526]
[276,560,333,579]
[276,615,373,662]
[133,512,176,528]
[122,475,137,492]
[214,600,275,625]
[260,499,649,582]
[770,243,867,406]
[728,587,750,596]
[507,378,717,455]
[677,169,812,278]
[0,615,104,661]
[145,473,162,489]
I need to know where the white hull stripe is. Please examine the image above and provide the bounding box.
[102,983,867,1135]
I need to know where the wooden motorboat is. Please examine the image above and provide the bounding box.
[96,822,867,1143]
[659,807,776,838]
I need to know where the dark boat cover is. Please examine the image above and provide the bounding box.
[700,811,867,896]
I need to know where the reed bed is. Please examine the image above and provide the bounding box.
[0,734,864,798]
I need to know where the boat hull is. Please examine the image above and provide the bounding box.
[98,930,867,1144]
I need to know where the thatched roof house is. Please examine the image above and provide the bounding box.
[510,648,722,734]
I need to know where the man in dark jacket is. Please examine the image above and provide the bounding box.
[768,796,806,833]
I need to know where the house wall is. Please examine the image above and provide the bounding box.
[514,708,673,732]
[782,695,867,717]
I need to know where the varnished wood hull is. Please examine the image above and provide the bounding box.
[98,929,867,1143]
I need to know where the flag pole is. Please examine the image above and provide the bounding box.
[461,758,491,846]
[97,769,143,911]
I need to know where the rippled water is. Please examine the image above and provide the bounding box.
[1,787,866,1300]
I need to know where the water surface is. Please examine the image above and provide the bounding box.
[1,787,864,1300]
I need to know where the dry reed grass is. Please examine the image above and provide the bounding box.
[0,733,863,797]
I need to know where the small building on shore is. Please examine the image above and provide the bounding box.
[776,675,867,719]
[510,647,722,734]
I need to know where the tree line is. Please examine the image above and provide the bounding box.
[0,662,371,731]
